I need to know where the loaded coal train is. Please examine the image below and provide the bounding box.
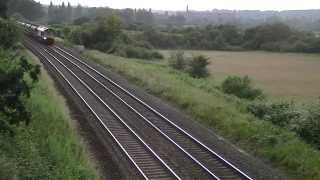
[18,21,55,45]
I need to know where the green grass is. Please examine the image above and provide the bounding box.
[0,50,99,179]
[84,49,320,180]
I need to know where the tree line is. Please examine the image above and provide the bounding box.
[56,13,320,56]
[62,9,320,54]
[3,0,83,23]
[5,0,318,54]
[140,23,320,53]
[48,2,83,24]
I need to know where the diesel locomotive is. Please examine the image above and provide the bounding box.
[18,21,55,45]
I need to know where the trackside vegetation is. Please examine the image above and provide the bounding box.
[52,15,164,60]
[169,51,210,78]
[221,76,264,100]
[0,17,99,179]
[84,49,320,180]
[0,49,99,179]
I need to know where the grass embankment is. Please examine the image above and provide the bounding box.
[84,50,320,180]
[0,50,99,179]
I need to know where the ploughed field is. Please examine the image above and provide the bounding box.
[161,50,320,101]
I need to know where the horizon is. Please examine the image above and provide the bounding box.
[39,0,320,11]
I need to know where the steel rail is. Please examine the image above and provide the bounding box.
[24,39,180,180]
[49,46,220,179]
[54,45,254,180]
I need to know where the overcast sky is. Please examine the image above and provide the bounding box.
[39,0,320,11]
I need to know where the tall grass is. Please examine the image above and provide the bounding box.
[84,50,320,180]
[0,50,99,179]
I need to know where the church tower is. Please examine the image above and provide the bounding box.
[186,5,189,16]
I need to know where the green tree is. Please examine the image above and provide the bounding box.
[135,9,154,25]
[0,18,40,135]
[168,14,186,26]
[0,0,8,18]
[0,51,40,135]
[169,51,187,70]
[187,55,210,78]
[48,1,55,23]
[90,15,122,51]
[59,2,66,22]
[120,8,135,27]
[0,19,21,49]
[217,24,242,45]
[7,0,44,20]
[66,2,72,22]
[48,2,72,24]
[185,30,204,48]
[73,4,82,19]
[243,23,292,49]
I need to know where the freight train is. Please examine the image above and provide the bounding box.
[18,21,55,45]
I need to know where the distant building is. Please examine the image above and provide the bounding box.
[186,5,189,16]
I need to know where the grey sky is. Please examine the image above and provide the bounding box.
[39,0,320,11]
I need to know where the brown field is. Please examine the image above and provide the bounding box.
[161,50,320,102]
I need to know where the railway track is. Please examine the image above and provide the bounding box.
[24,39,179,180]
[24,38,253,180]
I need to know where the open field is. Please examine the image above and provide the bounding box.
[161,50,320,102]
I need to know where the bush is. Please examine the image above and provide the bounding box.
[50,25,64,38]
[0,52,99,179]
[111,44,163,60]
[125,46,162,59]
[151,51,164,59]
[125,45,143,58]
[0,50,40,135]
[187,55,210,78]
[169,51,187,70]
[221,76,263,100]
[247,102,301,127]
[297,101,320,148]
[69,27,83,44]
[73,16,90,25]
[247,100,320,149]
[0,19,21,49]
